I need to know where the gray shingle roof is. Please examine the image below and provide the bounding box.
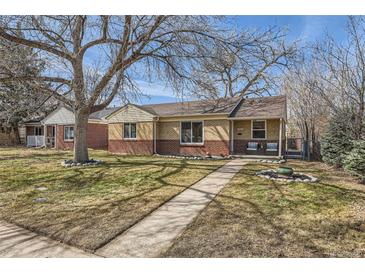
[230,95,286,119]
[138,97,242,116]
[90,107,120,120]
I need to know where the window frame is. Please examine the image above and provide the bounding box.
[123,122,137,140]
[180,121,204,145]
[34,126,43,136]
[251,120,267,140]
[64,126,74,141]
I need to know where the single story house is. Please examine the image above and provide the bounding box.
[25,106,116,150]
[105,95,287,157]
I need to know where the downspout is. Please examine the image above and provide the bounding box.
[279,118,283,158]
[153,117,159,154]
[55,124,58,150]
[230,120,234,154]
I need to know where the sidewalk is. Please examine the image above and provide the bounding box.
[0,220,98,258]
[95,159,247,257]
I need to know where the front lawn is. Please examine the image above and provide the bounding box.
[0,147,225,252]
[165,160,365,257]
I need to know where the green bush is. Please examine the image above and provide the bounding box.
[343,140,365,182]
[320,110,355,167]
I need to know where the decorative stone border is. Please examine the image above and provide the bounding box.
[256,159,286,164]
[256,169,318,183]
[153,154,232,160]
[61,159,103,167]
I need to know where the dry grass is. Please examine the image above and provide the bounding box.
[0,147,225,252]
[165,160,365,257]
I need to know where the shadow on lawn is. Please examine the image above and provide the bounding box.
[1,157,225,251]
[167,164,365,257]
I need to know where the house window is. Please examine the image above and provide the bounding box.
[64,126,74,141]
[123,123,137,139]
[35,126,43,136]
[252,120,266,139]
[180,121,203,144]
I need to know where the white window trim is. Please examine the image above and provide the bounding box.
[180,121,204,145]
[64,126,74,141]
[251,120,266,140]
[123,122,137,140]
[34,126,43,136]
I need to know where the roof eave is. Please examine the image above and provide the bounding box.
[228,116,286,120]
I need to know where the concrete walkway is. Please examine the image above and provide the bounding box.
[96,159,247,257]
[0,220,98,258]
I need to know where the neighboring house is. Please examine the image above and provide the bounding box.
[24,106,117,150]
[105,95,287,157]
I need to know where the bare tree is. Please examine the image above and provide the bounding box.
[313,16,365,140]
[0,16,236,162]
[190,27,296,100]
[282,59,330,159]
[0,37,54,143]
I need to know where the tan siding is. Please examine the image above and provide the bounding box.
[108,123,123,140]
[158,119,229,141]
[267,119,280,139]
[107,105,154,123]
[137,122,153,140]
[157,121,179,140]
[233,119,280,140]
[204,120,229,141]
[109,122,153,140]
[233,120,251,139]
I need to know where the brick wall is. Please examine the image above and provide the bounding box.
[56,123,108,150]
[108,140,153,155]
[156,140,229,157]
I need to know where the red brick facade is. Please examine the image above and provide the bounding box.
[56,123,108,150]
[156,140,230,157]
[108,140,153,155]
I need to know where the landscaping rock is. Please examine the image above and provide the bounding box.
[34,197,47,203]
[61,159,103,168]
[35,186,47,191]
[256,169,318,183]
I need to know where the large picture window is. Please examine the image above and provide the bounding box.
[180,121,203,144]
[64,126,74,141]
[252,120,266,139]
[123,123,137,139]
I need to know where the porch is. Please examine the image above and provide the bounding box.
[25,124,56,148]
[229,118,285,158]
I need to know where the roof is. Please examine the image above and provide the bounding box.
[230,95,286,119]
[89,107,119,120]
[138,97,242,116]
[23,118,43,125]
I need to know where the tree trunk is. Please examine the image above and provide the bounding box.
[12,126,20,145]
[73,109,89,163]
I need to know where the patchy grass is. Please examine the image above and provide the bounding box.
[165,160,365,257]
[0,147,225,252]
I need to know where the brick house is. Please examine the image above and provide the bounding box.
[24,106,116,150]
[106,95,287,158]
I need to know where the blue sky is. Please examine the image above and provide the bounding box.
[116,16,350,106]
